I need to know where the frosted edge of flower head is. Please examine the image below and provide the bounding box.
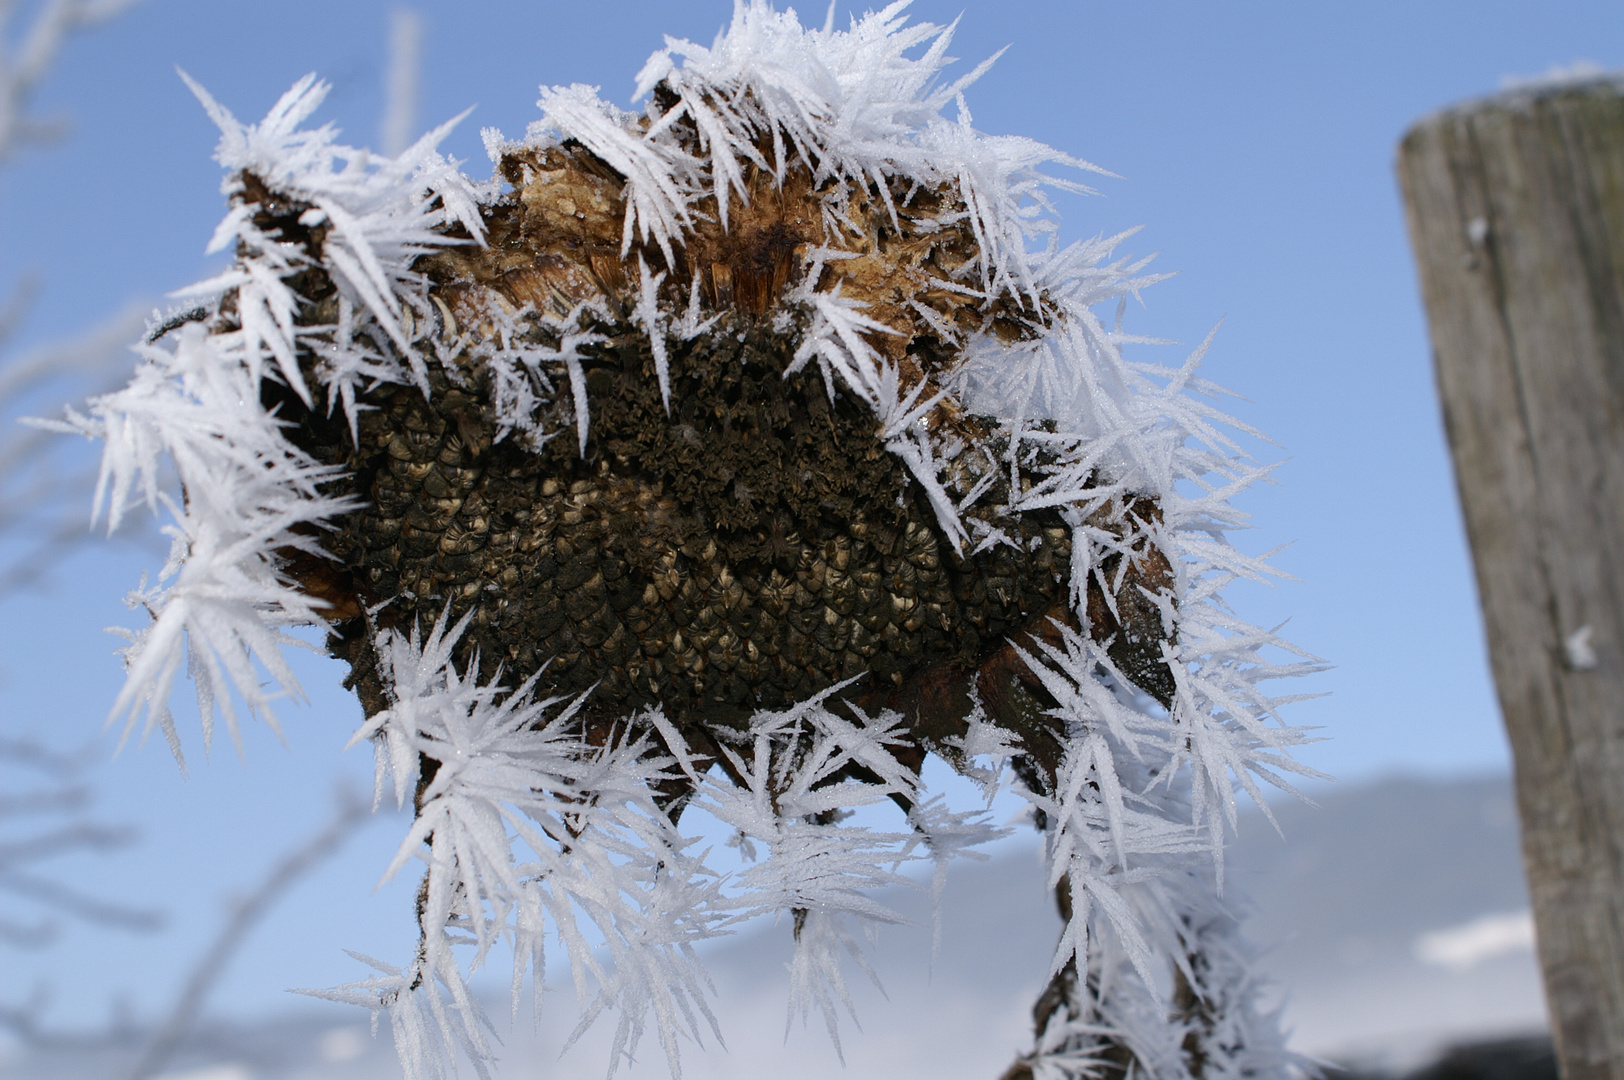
[81,74,482,763]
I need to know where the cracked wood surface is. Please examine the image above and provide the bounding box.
[1400,81,1624,1079]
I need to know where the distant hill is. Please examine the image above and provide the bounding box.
[1233,773,1543,1071]
[0,773,1546,1080]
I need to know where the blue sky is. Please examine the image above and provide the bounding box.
[1,0,1619,1043]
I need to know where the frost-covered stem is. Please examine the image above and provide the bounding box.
[1001,864,1137,1080]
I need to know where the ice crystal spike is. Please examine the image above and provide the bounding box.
[76,5,1324,1079]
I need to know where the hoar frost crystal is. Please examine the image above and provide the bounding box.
[63,4,1321,1078]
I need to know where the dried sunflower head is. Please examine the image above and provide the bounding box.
[237,41,1179,784]
[70,7,1313,1079]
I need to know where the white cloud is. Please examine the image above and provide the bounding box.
[153,1064,253,1080]
[1414,911,1536,970]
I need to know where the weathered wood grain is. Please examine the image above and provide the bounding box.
[1399,81,1624,1079]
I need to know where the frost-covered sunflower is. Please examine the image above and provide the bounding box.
[61,4,1320,1079]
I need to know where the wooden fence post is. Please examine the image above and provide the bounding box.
[1399,81,1624,1079]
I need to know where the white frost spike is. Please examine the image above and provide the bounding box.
[884,421,966,554]
[566,352,591,455]
[785,910,879,1062]
[635,254,674,412]
[676,275,722,340]
[952,707,1021,803]
[669,688,1000,1050]
[296,948,495,1080]
[533,82,696,267]
[909,796,1007,959]
[544,305,605,456]
[473,299,605,453]
[180,68,484,396]
[175,214,311,404]
[786,280,977,546]
[787,280,897,401]
[348,614,729,1080]
[57,71,488,763]
[58,323,357,763]
[345,606,477,810]
[623,0,1105,294]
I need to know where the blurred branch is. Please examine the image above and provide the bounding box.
[0,790,377,1060]
[379,8,422,157]
[0,298,144,404]
[0,739,160,949]
[0,820,138,863]
[0,867,161,931]
[0,0,139,163]
[0,782,89,818]
[0,301,156,591]
[0,274,38,348]
[0,5,154,594]
[0,913,52,946]
[0,733,86,774]
[126,789,373,1080]
[0,983,138,1051]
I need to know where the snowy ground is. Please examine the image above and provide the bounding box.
[0,773,1545,1080]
